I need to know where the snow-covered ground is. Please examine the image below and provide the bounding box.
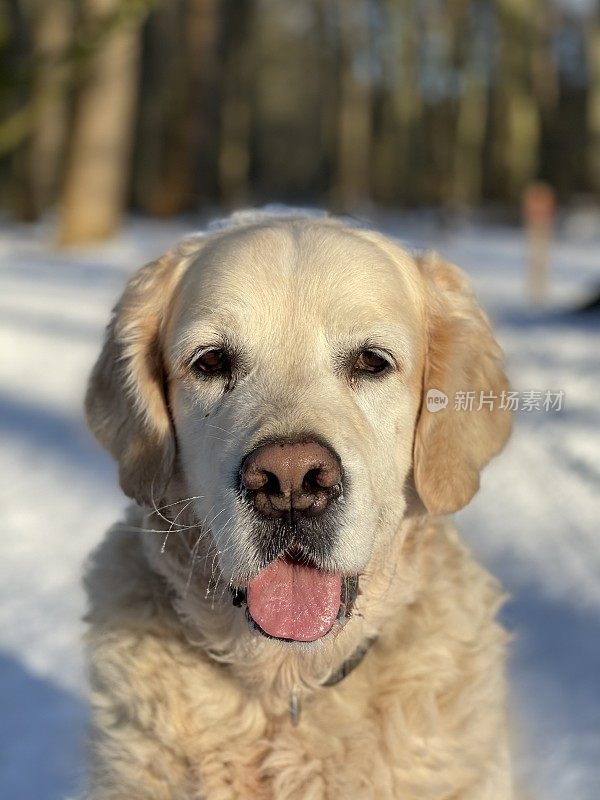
[0,213,598,799]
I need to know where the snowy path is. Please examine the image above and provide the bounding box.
[0,217,598,799]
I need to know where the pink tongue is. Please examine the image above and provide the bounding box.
[247,560,342,642]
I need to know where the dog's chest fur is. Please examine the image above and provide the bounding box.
[84,516,512,800]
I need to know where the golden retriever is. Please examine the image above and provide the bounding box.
[84,211,513,799]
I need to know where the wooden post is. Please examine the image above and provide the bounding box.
[523,182,556,305]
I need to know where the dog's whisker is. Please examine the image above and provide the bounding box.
[204,433,238,451]
[162,499,194,553]
[205,422,236,438]
[207,506,228,528]
[149,479,177,529]
[123,523,200,535]
[182,506,235,592]
[176,530,194,556]
[184,530,211,596]
[150,494,205,515]
[207,520,238,607]
[199,501,219,530]
[192,518,236,603]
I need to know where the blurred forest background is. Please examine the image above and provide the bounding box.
[1,0,599,243]
[1,5,600,797]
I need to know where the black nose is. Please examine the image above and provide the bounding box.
[240,439,342,519]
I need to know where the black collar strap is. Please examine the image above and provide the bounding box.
[289,636,378,724]
[322,635,378,687]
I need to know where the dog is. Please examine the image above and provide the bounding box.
[84,211,513,799]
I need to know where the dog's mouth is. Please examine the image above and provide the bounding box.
[231,553,359,643]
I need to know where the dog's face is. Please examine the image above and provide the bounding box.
[87,216,510,645]
[165,223,424,640]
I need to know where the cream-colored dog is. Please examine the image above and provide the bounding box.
[84,211,513,799]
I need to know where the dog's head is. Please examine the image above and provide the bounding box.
[87,216,510,646]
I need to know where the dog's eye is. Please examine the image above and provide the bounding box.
[192,348,230,377]
[353,349,390,375]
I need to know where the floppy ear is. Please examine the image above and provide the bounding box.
[85,239,202,506]
[413,253,512,515]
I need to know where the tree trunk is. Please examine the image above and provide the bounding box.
[5,0,36,220]
[450,2,488,210]
[133,0,220,216]
[27,0,73,216]
[586,18,600,195]
[492,0,541,203]
[185,0,221,205]
[374,0,422,206]
[217,0,253,208]
[153,0,221,212]
[452,68,487,209]
[58,0,145,244]
[316,0,339,201]
[331,0,373,212]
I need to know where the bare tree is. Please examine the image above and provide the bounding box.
[58,0,149,244]
[586,5,600,195]
[492,0,541,202]
[0,0,597,226]
[374,0,422,206]
[450,1,489,209]
[331,0,373,211]
[28,0,73,216]
[133,0,220,216]
[218,0,254,207]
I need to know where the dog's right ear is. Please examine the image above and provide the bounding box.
[85,238,203,506]
[412,253,512,515]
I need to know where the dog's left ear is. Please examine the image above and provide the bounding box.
[85,238,203,506]
[413,253,512,515]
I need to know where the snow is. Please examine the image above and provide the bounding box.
[1,214,598,799]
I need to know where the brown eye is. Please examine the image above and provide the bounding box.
[353,349,390,375]
[192,348,230,376]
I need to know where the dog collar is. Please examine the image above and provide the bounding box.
[322,635,378,687]
[289,635,377,725]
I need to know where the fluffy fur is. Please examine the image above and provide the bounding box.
[84,211,513,799]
